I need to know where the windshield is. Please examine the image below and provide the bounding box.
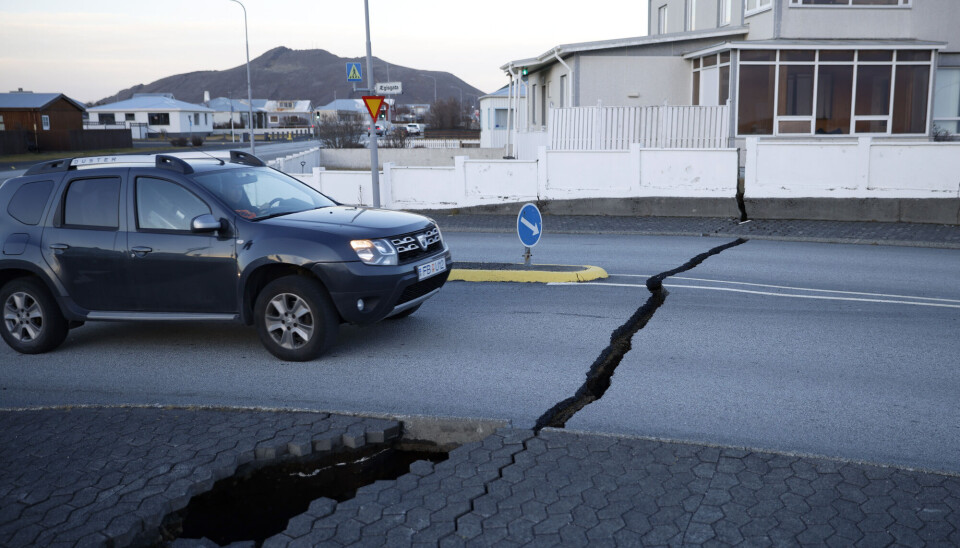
[191,167,336,221]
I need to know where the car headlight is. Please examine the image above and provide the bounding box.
[350,238,398,265]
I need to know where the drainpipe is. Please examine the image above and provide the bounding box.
[506,66,514,158]
[551,48,573,108]
[506,64,521,158]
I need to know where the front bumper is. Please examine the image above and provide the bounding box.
[313,249,453,324]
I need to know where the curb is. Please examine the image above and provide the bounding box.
[450,263,608,283]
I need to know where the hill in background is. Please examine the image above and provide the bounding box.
[94,46,486,107]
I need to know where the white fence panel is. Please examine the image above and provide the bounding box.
[745,138,960,199]
[464,160,538,200]
[550,104,729,150]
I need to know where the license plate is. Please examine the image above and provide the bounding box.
[417,257,446,281]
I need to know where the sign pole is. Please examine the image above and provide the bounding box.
[363,0,381,208]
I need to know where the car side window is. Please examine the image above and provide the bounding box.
[7,180,54,225]
[63,177,121,229]
[136,177,210,232]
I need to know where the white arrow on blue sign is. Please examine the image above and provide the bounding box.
[517,203,543,247]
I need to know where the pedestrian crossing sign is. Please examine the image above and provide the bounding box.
[346,63,363,82]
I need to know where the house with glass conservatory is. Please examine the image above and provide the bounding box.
[501,0,958,143]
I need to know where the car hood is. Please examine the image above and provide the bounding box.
[259,206,432,236]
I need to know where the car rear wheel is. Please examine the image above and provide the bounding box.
[1,278,69,354]
[254,276,339,361]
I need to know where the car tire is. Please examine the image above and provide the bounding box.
[1,278,69,354]
[387,304,421,320]
[254,275,339,361]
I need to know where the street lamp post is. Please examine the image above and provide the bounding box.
[229,0,255,154]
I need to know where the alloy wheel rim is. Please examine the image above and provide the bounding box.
[3,292,43,342]
[265,293,314,350]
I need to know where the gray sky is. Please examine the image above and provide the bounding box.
[0,1,650,104]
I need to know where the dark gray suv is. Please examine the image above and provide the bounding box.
[0,151,451,361]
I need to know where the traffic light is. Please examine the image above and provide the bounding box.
[522,67,528,76]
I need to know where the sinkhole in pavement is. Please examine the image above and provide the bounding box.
[161,443,448,546]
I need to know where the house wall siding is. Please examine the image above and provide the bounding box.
[744,6,776,40]
[579,56,691,108]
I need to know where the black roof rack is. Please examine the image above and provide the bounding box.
[155,155,194,174]
[24,158,72,176]
[230,150,266,167]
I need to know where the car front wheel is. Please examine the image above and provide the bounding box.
[254,276,339,361]
[1,278,69,354]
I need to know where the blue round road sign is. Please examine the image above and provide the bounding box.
[517,203,543,247]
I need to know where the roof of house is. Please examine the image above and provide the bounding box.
[0,92,86,111]
[206,97,266,112]
[481,81,527,100]
[684,38,948,58]
[317,99,366,112]
[500,27,750,74]
[263,100,313,112]
[89,95,214,112]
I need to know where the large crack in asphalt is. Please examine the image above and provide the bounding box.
[533,238,749,432]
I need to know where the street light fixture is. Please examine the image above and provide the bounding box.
[229,0,255,154]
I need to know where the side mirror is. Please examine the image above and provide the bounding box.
[191,214,222,233]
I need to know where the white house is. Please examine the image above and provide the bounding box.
[501,0,960,144]
[88,94,214,138]
[315,99,367,122]
[479,81,526,150]
[205,97,266,130]
[263,100,313,128]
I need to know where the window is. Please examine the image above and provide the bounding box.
[148,113,170,125]
[686,0,697,30]
[99,113,116,124]
[8,181,53,225]
[41,115,50,130]
[63,178,121,229]
[269,115,279,123]
[531,84,537,125]
[658,5,668,34]
[194,113,200,125]
[125,113,135,121]
[720,0,732,25]
[204,113,208,125]
[934,69,960,135]
[691,51,732,107]
[136,177,210,232]
[737,48,933,136]
[790,0,910,6]
[494,108,508,128]
[745,0,772,14]
[0,114,4,131]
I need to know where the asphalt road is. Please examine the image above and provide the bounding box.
[2,233,958,477]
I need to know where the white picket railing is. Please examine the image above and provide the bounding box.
[549,104,730,150]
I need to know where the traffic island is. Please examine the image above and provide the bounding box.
[449,262,608,283]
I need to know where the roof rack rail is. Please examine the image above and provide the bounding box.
[155,155,194,174]
[230,150,266,167]
[24,158,72,176]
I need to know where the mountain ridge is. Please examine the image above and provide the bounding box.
[94,46,486,107]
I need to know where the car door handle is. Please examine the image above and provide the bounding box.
[49,243,69,251]
[131,246,153,257]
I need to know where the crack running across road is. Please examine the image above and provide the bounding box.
[533,238,749,432]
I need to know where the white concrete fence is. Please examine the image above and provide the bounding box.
[745,137,960,199]
[289,144,739,210]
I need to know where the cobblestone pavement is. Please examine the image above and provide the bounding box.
[0,407,400,547]
[424,213,960,249]
[3,408,959,547]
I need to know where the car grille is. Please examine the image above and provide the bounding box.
[391,226,443,264]
[397,269,450,305]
